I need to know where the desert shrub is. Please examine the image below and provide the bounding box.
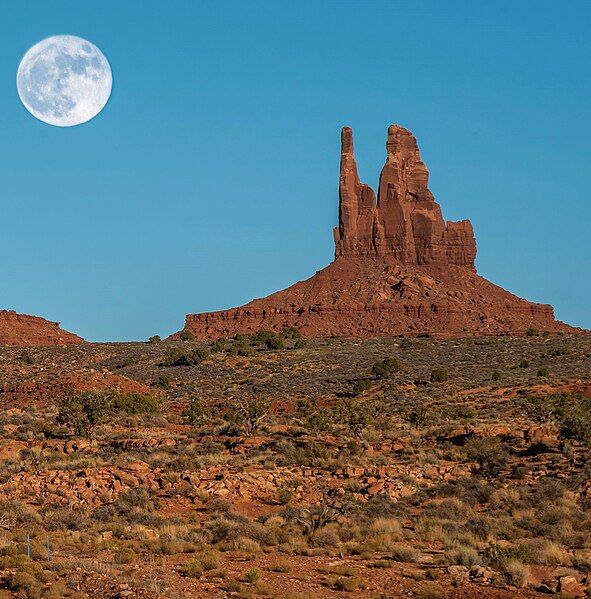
[296,400,332,434]
[250,330,283,349]
[291,496,343,537]
[351,379,372,395]
[430,368,449,383]
[148,335,161,343]
[42,506,88,531]
[228,339,253,356]
[227,395,271,434]
[163,346,209,366]
[112,392,160,414]
[19,350,34,365]
[181,558,203,578]
[518,358,530,368]
[243,568,261,583]
[333,397,369,436]
[444,543,479,567]
[527,393,591,447]
[526,328,539,336]
[7,571,42,598]
[152,374,170,388]
[275,440,331,467]
[389,544,419,562]
[265,334,284,350]
[498,559,530,587]
[484,542,531,564]
[465,437,508,475]
[183,397,206,425]
[325,576,365,591]
[57,390,160,437]
[114,546,137,564]
[492,370,502,381]
[0,500,41,528]
[211,338,228,352]
[179,330,195,341]
[310,526,340,548]
[281,327,301,340]
[56,390,111,438]
[537,367,549,378]
[372,357,401,379]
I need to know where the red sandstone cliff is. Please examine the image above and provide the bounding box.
[176,125,577,339]
[0,310,83,346]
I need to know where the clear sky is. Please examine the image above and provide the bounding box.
[0,1,589,341]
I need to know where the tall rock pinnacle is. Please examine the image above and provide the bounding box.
[176,124,578,340]
[334,125,477,268]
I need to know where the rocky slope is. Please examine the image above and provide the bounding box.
[178,125,577,339]
[0,309,83,346]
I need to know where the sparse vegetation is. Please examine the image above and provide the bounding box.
[0,334,588,597]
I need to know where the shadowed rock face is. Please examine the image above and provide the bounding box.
[334,125,476,267]
[177,125,579,339]
[0,310,83,346]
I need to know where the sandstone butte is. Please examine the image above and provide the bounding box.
[178,124,579,339]
[0,309,83,346]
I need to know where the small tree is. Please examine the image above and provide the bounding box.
[333,397,370,436]
[296,399,332,434]
[148,335,161,344]
[183,397,206,425]
[233,395,271,435]
[57,390,112,439]
[372,357,401,379]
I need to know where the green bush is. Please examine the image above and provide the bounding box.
[281,326,301,339]
[537,368,549,378]
[163,346,209,366]
[528,393,591,447]
[112,392,160,414]
[243,567,260,583]
[181,558,204,578]
[148,335,161,343]
[518,358,530,368]
[183,397,206,425]
[57,390,111,438]
[372,357,401,379]
[179,329,195,341]
[352,379,372,395]
[333,397,370,435]
[296,399,332,433]
[430,368,449,383]
[265,335,284,350]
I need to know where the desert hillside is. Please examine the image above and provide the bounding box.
[0,332,588,597]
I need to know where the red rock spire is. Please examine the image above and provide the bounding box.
[334,125,477,269]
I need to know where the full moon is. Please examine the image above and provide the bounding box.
[17,35,112,127]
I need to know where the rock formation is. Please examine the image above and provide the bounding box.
[335,125,476,267]
[0,310,83,346]
[176,125,578,339]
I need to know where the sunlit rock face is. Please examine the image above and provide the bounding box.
[175,125,579,340]
[17,35,112,127]
[334,125,477,267]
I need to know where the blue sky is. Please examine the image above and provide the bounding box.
[0,1,589,341]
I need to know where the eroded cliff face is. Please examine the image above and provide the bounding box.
[176,125,578,340]
[0,310,83,346]
[334,125,476,267]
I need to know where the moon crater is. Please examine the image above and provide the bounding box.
[17,35,112,127]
